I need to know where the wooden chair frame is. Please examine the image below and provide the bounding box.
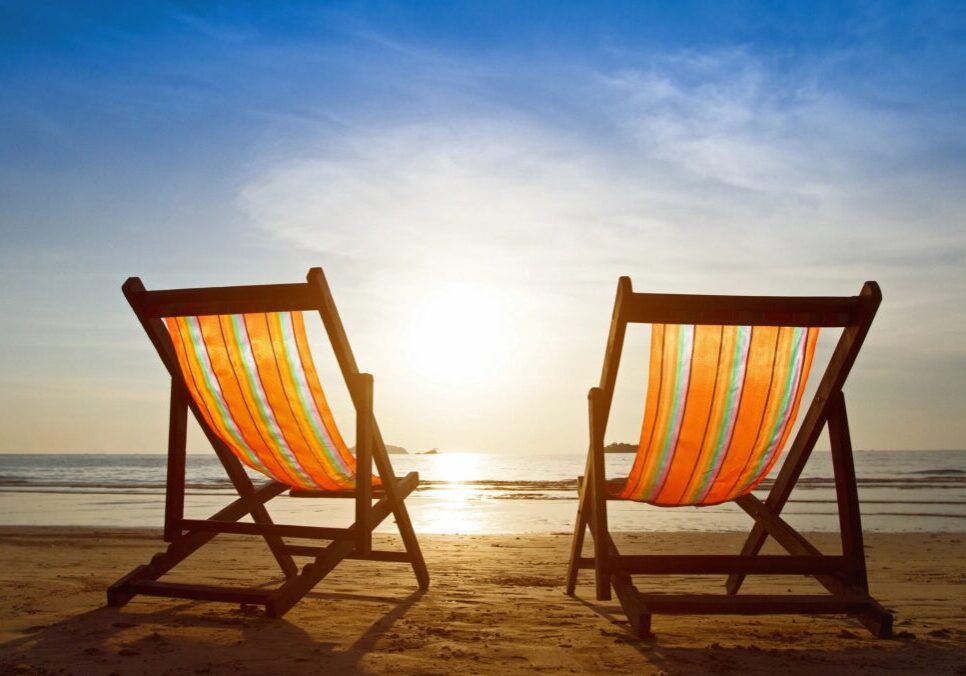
[107,267,429,617]
[565,277,893,638]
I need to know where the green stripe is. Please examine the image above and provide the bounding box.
[689,326,751,503]
[228,314,316,488]
[748,327,806,480]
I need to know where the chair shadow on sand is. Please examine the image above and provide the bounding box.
[3,588,425,673]
[574,595,966,673]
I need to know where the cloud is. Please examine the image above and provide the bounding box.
[237,120,632,287]
[232,40,966,451]
[238,45,965,295]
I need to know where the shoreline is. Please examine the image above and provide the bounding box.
[1,528,964,674]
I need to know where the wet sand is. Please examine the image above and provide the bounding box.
[0,528,963,674]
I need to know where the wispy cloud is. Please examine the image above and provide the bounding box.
[233,36,966,451]
[238,43,966,320]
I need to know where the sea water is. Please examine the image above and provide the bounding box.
[0,451,963,534]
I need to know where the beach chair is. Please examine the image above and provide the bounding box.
[566,277,893,638]
[107,268,429,617]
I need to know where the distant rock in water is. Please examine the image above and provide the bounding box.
[604,442,637,454]
[349,444,408,455]
[416,448,439,455]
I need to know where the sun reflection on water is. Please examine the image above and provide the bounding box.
[418,452,486,534]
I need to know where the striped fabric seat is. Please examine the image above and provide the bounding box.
[164,311,364,491]
[615,324,819,506]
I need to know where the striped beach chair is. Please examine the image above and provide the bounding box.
[108,268,428,618]
[566,277,892,638]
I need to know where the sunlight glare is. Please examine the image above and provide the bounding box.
[401,283,515,386]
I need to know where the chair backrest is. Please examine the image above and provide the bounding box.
[599,278,879,507]
[165,311,356,491]
[122,270,365,491]
[619,323,818,505]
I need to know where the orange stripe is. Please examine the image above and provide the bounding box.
[166,318,245,467]
[209,315,298,485]
[702,326,779,504]
[241,313,321,486]
[266,312,343,491]
[625,324,682,497]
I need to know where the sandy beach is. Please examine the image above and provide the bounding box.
[0,528,963,674]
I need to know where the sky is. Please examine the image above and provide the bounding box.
[1,1,964,454]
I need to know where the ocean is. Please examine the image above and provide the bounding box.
[0,450,963,534]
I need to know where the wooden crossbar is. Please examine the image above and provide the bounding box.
[133,282,318,317]
[574,554,850,575]
[637,593,875,615]
[282,546,412,562]
[177,520,354,541]
[289,488,389,498]
[621,289,860,327]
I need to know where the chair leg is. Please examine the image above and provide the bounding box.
[827,390,870,591]
[599,529,650,637]
[588,497,612,601]
[393,497,429,589]
[588,388,611,601]
[566,476,589,595]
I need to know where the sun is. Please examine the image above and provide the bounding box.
[400,283,515,386]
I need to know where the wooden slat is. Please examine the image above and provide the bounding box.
[282,546,411,562]
[637,593,874,615]
[355,373,374,556]
[179,519,352,541]
[589,387,611,601]
[576,554,849,575]
[124,580,275,605]
[565,475,589,595]
[622,292,860,327]
[138,282,317,317]
[163,379,188,542]
[288,487,388,498]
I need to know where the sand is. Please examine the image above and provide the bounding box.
[0,528,963,674]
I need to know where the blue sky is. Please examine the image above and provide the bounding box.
[1,1,964,453]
